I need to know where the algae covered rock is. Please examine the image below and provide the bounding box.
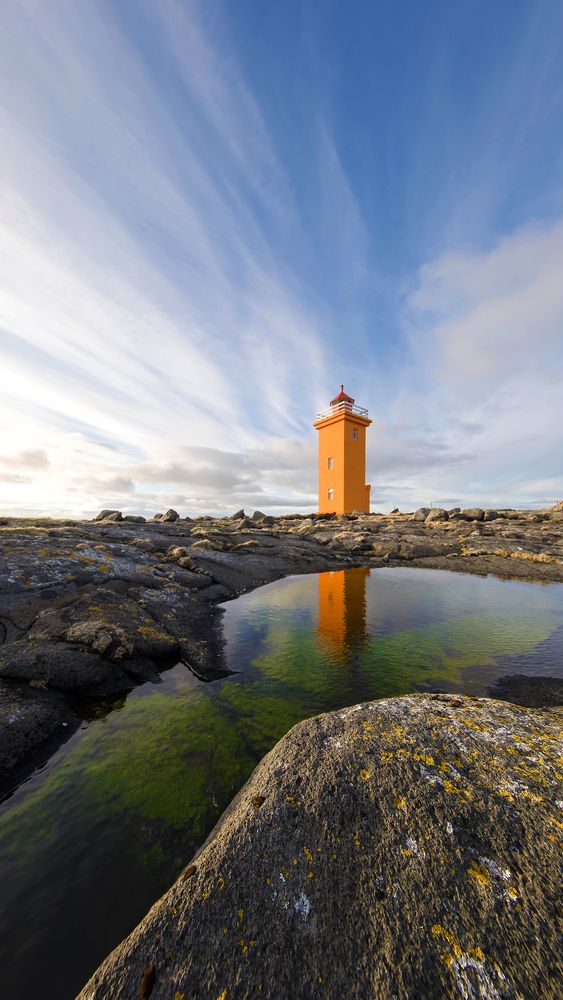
[78,694,562,1000]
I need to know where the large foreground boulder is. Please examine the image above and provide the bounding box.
[79,694,562,1000]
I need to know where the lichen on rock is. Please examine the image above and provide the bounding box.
[78,693,562,1000]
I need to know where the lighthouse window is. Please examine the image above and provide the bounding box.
[328,488,335,501]
[328,457,334,469]
[352,428,358,440]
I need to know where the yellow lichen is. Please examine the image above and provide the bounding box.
[394,797,406,809]
[467,861,490,887]
[359,769,371,780]
[431,924,462,959]
[303,846,314,863]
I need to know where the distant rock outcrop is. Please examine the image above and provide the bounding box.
[425,508,449,522]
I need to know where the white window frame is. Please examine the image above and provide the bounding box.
[327,457,334,469]
[328,488,335,501]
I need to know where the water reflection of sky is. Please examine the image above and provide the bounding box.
[0,568,562,1000]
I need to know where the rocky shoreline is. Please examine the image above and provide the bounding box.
[78,692,563,1000]
[1,503,563,798]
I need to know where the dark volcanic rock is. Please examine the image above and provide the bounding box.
[0,681,78,797]
[0,642,127,692]
[488,673,563,708]
[161,509,179,522]
[78,694,562,1000]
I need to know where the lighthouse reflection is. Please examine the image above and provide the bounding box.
[317,567,370,662]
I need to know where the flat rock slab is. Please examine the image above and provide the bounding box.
[79,694,563,1000]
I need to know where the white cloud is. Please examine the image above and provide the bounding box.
[0,0,331,517]
[369,219,563,510]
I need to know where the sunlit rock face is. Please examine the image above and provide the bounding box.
[78,693,562,1000]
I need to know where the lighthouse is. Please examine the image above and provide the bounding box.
[313,386,372,514]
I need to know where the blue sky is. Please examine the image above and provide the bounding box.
[0,0,562,516]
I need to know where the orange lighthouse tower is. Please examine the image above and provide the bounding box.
[314,386,372,514]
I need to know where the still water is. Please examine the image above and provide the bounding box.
[1,567,562,999]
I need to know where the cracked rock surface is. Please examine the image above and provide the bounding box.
[78,693,563,1000]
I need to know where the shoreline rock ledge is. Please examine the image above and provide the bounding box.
[79,694,562,1000]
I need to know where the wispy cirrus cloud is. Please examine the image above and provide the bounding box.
[0,1,562,517]
[0,0,334,515]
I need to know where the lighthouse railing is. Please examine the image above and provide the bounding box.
[315,401,369,421]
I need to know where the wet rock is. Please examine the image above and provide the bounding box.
[122,515,146,524]
[161,509,179,523]
[425,508,449,522]
[152,513,163,521]
[93,509,122,521]
[230,509,245,519]
[488,674,563,708]
[412,507,430,521]
[79,694,562,1000]
[103,512,123,523]
[0,643,120,692]
[0,681,78,795]
[251,509,267,521]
